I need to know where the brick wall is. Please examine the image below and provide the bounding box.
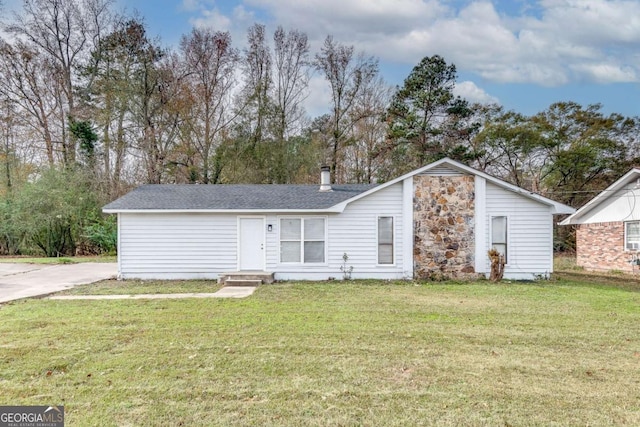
[413,175,478,280]
[576,222,637,272]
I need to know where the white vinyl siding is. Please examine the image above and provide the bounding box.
[484,182,553,278]
[117,184,404,281]
[378,216,394,264]
[573,184,640,224]
[118,213,237,279]
[265,183,405,280]
[625,221,640,251]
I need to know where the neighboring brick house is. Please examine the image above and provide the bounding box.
[560,169,640,273]
[104,158,574,281]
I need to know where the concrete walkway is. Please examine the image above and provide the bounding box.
[50,286,256,300]
[0,263,117,304]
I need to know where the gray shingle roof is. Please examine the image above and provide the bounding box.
[103,184,378,211]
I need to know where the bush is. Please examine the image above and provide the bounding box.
[82,217,117,255]
[0,198,23,255]
[11,167,103,256]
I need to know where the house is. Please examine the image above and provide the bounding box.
[103,158,574,282]
[559,168,640,273]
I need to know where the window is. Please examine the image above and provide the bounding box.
[491,216,508,261]
[625,221,640,250]
[378,216,394,264]
[304,218,325,263]
[280,218,325,263]
[280,218,301,262]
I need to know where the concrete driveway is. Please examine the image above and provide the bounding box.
[0,263,117,304]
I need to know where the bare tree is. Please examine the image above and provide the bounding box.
[313,36,378,182]
[257,26,312,184]
[0,41,60,165]
[0,98,15,190]
[86,17,151,194]
[242,23,271,148]
[180,28,239,184]
[343,75,392,183]
[272,26,309,142]
[134,50,185,184]
[7,0,113,165]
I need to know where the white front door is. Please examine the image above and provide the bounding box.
[239,217,265,270]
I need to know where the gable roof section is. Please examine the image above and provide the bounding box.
[559,168,640,225]
[103,158,575,214]
[103,183,377,213]
[332,157,575,215]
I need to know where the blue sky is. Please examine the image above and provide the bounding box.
[9,0,640,118]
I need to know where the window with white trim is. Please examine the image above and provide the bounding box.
[625,221,640,250]
[491,216,508,261]
[378,216,394,264]
[280,218,326,263]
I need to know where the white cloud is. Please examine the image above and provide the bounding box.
[182,0,252,32]
[453,81,500,105]
[232,5,255,23]
[180,0,201,12]
[538,0,640,45]
[570,63,638,83]
[184,0,640,86]
[242,0,448,60]
[189,7,232,31]
[381,0,640,85]
[247,0,445,37]
[304,75,333,118]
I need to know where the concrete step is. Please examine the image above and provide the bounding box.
[219,271,274,286]
[225,279,262,287]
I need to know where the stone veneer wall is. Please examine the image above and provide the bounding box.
[413,175,477,280]
[576,222,637,272]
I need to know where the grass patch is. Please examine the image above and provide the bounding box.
[1,279,639,426]
[56,279,222,296]
[0,256,116,264]
[554,254,582,271]
[554,254,640,291]
[553,271,640,292]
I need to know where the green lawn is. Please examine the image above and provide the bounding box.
[1,278,639,426]
[55,279,222,296]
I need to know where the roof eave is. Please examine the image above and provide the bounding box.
[102,206,346,214]
[558,217,574,226]
[552,205,577,215]
[439,160,576,214]
[339,157,575,213]
[558,168,640,225]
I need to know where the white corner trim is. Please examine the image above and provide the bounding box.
[402,176,414,278]
[474,175,487,273]
[116,213,122,277]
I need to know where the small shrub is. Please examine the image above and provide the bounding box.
[424,271,450,282]
[488,249,505,282]
[340,252,353,280]
[83,217,117,255]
